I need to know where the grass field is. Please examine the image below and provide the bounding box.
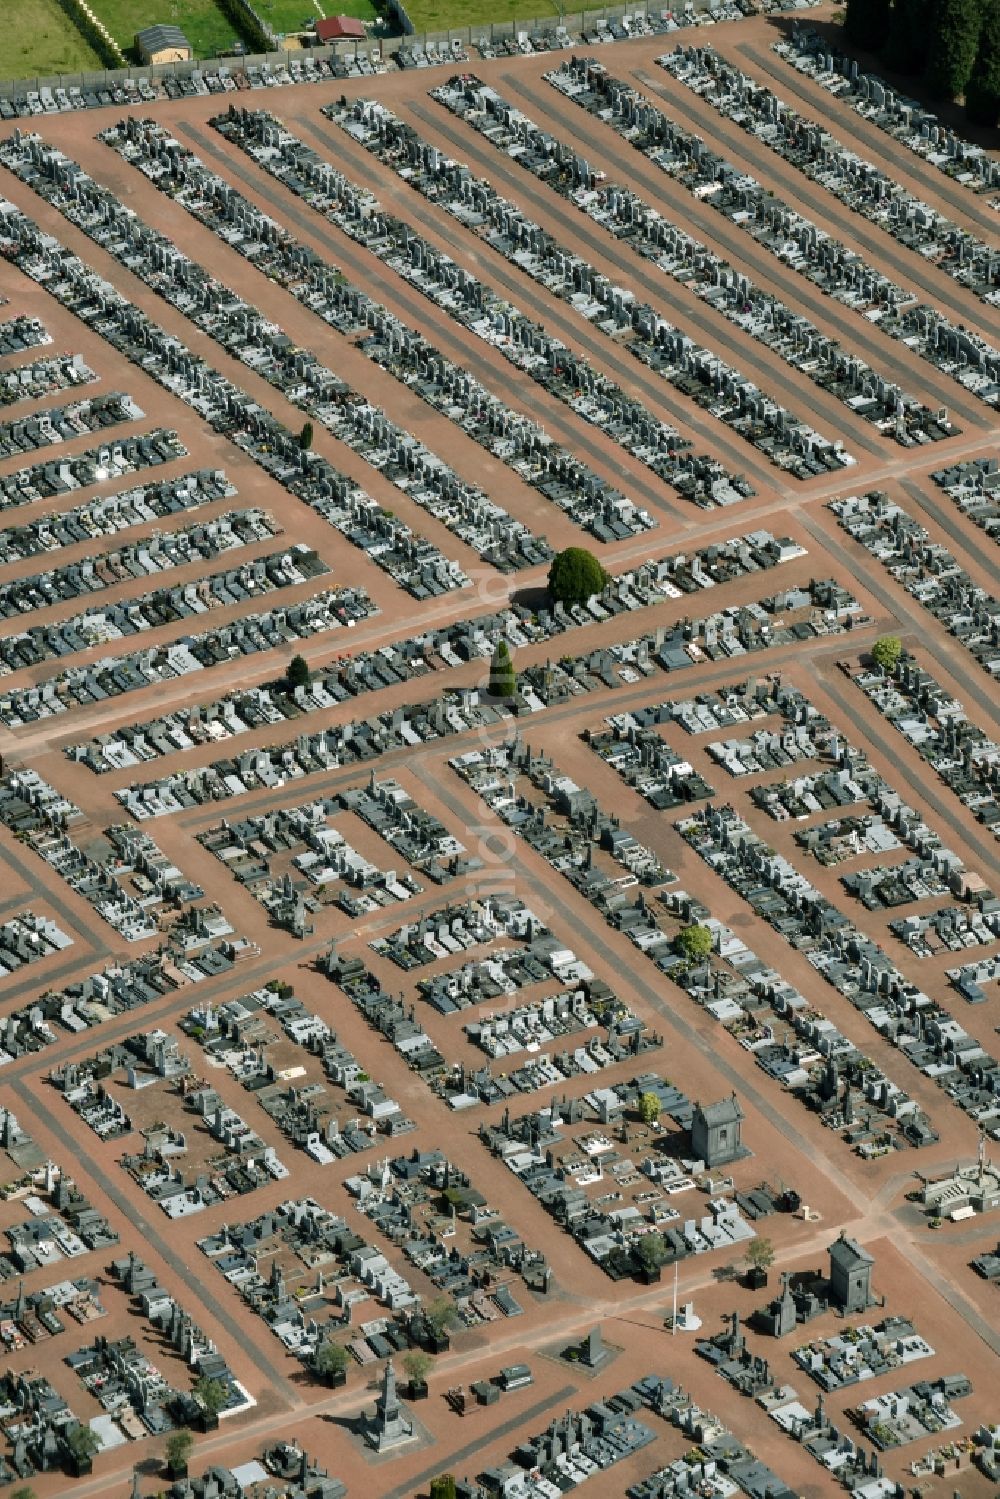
[331,0,379,16]
[90,0,247,57]
[255,0,377,34]
[6,0,105,78]
[402,0,553,31]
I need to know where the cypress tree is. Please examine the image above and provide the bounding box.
[967,0,1000,122]
[926,0,982,97]
[845,0,891,48]
[886,0,930,73]
[488,639,517,699]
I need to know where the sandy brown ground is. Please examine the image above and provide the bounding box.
[0,7,998,1496]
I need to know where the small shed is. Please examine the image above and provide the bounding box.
[315,14,367,40]
[134,24,193,63]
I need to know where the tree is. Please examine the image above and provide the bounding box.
[313,1338,349,1378]
[425,1295,458,1338]
[165,1428,194,1473]
[639,1091,661,1126]
[547,546,608,607]
[403,1347,432,1387]
[674,923,713,963]
[489,638,517,699]
[429,1478,458,1499]
[967,0,1000,122]
[65,1424,101,1460]
[193,1375,228,1418]
[745,1236,776,1273]
[287,653,311,690]
[886,0,931,73]
[634,1232,667,1270]
[926,0,983,97]
[870,635,902,673]
[845,0,891,48]
[298,420,314,450]
[11,1488,37,1499]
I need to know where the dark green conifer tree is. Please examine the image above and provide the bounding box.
[926,0,982,97]
[967,0,1000,121]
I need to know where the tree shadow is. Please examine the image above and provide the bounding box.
[508,583,550,613]
[712,1262,739,1283]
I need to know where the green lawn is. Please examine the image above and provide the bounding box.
[403,0,549,32]
[5,0,105,78]
[255,0,377,34]
[90,0,248,58]
[323,0,378,18]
